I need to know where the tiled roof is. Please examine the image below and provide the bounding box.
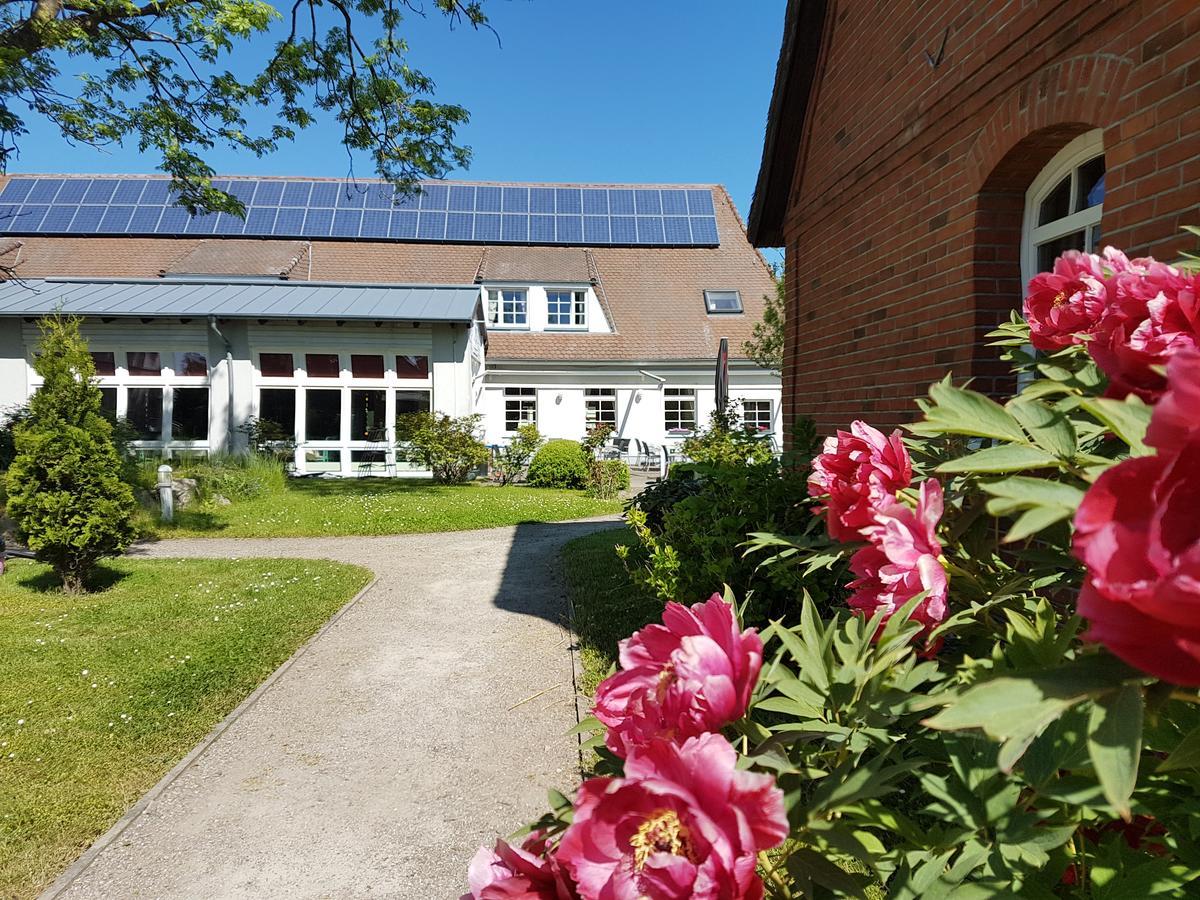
[0,177,774,363]
[162,239,310,278]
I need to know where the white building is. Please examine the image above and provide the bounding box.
[0,175,779,474]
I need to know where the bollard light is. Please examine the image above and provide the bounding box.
[157,464,174,523]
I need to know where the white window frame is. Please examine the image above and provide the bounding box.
[486,288,529,329]
[31,343,213,459]
[546,288,588,329]
[1021,129,1105,289]
[742,399,773,433]
[663,387,697,433]
[504,387,537,432]
[703,289,743,314]
[584,387,617,427]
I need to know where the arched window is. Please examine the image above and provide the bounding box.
[1022,129,1105,284]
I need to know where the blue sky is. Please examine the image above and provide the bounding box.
[11,1,786,225]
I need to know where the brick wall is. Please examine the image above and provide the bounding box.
[780,0,1200,436]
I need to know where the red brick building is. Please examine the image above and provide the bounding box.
[748,0,1200,435]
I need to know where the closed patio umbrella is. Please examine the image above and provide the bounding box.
[715,336,729,412]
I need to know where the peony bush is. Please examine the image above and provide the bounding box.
[465,238,1200,898]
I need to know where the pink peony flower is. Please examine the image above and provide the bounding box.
[1088,253,1200,401]
[593,594,763,759]
[1073,349,1200,685]
[847,479,948,638]
[557,733,788,900]
[1023,250,1110,351]
[1145,349,1200,454]
[462,832,578,900]
[808,420,913,542]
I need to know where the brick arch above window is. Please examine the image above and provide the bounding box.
[966,53,1133,195]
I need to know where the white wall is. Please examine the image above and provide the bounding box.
[480,362,782,449]
[0,319,29,418]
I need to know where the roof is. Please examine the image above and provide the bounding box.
[0,177,776,364]
[162,239,309,278]
[746,0,829,247]
[0,278,482,322]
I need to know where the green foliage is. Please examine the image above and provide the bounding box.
[0,0,489,215]
[681,401,775,466]
[743,267,785,373]
[490,422,543,486]
[620,459,837,623]
[4,316,136,592]
[238,416,297,464]
[395,412,488,484]
[156,452,289,503]
[527,439,589,490]
[0,403,31,472]
[586,459,630,500]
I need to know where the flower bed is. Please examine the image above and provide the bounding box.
[464,241,1200,898]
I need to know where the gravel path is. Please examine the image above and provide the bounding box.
[48,517,621,900]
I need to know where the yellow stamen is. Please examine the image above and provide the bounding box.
[630,809,696,871]
[1052,290,1068,307]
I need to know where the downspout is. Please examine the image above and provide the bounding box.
[208,316,235,454]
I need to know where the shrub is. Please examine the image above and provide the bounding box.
[490,422,542,486]
[680,402,774,466]
[0,403,31,472]
[527,439,589,489]
[395,412,488,484]
[585,458,629,499]
[619,457,833,623]
[5,316,137,591]
[469,238,1200,899]
[238,416,297,465]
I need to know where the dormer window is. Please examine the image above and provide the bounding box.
[704,290,743,314]
[547,289,587,328]
[487,288,528,327]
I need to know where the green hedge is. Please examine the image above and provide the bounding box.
[527,439,589,489]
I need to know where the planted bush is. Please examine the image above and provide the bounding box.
[5,316,136,592]
[490,422,543,486]
[526,439,589,489]
[465,241,1200,898]
[680,401,774,466]
[395,412,488,484]
[585,458,630,499]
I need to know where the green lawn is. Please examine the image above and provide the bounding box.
[0,557,372,899]
[147,479,621,539]
[561,527,663,695]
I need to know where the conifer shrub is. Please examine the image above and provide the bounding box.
[5,316,137,592]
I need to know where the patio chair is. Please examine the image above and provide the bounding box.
[633,439,650,471]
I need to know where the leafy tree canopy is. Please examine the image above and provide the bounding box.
[0,0,488,214]
[743,266,784,374]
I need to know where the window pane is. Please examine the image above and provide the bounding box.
[305,353,340,378]
[704,290,743,313]
[585,388,616,426]
[260,352,294,377]
[99,387,117,418]
[351,389,387,440]
[396,355,429,379]
[1037,231,1086,273]
[1076,155,1105,210]
[742,400,772,432]
[91,352,116,376]
[126,352,161,376]
[504,386,537,431]
[175,352,208,376]
[305,389,341,440]
[395,389,431,416]
[127,388,163,439]
[172,388,209,440]
[350,354,385,379]
[1037,175,1072,226]
[304,449,341,472]
[259,388,296,435]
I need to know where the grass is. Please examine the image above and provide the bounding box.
[145,478,622,539]
[0,556,372,899]
[561,527,662,695]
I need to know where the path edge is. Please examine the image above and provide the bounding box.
[38,571,381,900]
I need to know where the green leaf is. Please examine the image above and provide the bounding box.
[937,444,1060,474]
[1004,505,1073,542]
[1008,398,1078,458]
[910,378,1029,442]
[1081,396,1154,456]
[1159,724,1200,772]
[981,476,1086,511]
[1087,684,1143,819]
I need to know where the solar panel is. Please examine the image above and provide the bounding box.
[0,176,722,246]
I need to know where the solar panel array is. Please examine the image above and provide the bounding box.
[0,177,720,246]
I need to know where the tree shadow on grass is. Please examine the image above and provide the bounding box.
[14,561,130,594]
[139,507,228,540]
